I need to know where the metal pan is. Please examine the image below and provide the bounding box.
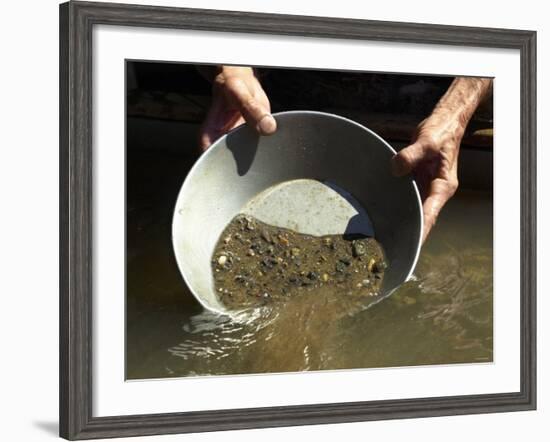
[172,111,422,314]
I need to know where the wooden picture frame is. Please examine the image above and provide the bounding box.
[59,1,536,439]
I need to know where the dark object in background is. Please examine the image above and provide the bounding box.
[127,62,493,151]
[126,62,493,193]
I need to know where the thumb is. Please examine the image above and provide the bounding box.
[224,78,277,136]
[391,141,426,177]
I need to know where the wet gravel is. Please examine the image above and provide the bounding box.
[212,214,387,310]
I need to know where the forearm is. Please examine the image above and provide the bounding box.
[431,77,492,135]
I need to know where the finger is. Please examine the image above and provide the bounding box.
[198,103,244,151]
[224,78,277,135]
[199,127,226,152]
[422,194,444,243]
[391,141,426,176]
[198,132,213,152]
[198,116,245,151]
[421,179,457,242]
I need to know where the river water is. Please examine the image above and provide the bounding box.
[126,152,492,379]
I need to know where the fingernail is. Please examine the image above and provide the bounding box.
[257,114,277,135]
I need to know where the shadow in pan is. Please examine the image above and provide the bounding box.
[324,180,375,238]
[225,127,260,176]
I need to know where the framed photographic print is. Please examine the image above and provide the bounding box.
[59,1,536,439]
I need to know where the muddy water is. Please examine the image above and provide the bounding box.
[126,157,492,379]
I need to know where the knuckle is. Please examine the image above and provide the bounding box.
[447,178,459,194]
[215,75,243,94]
[212,73,226,89]
[401,145,419,160]
[243,97,260,113]
[399,149,413,162]
[426,141,439,153]
[421,136,439,153]
[244,95,257,107]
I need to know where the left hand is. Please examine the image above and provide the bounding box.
[198,66,276,151]
[391,111,463,243]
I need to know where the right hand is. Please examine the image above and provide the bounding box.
[199,66,277,151]
[391,112,461,243]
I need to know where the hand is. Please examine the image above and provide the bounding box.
[199,66,277,151]
[391,77,491,243]
[391,111,462,243]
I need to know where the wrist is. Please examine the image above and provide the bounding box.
[217,65,256,79]
[197,65,256,83]
[431,77,491,137]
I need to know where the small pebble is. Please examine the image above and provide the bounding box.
[376,260,388,273]
[278,235,290,247]
[335,261,346,273]
[352,240,367,257]
[217,255,227,266]
[367,258,377,272]
[307,271,319,280]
